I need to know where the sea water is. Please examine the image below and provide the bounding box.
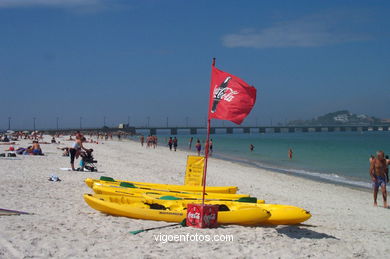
[135,131,390,189]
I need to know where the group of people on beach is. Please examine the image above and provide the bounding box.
[138,135,212,156]
[140,135,158,148]
[167,137,178,151]
[369,151,390,208]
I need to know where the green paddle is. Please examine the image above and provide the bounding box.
[129,219,186,235]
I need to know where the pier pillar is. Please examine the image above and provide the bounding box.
[210,127,216,134]
[362,127,368,131]
[288,127,295,133]
[259,127,266,133]
[243,127,250,134]
[226,127,233,134]
[315,127,321,132]
[190,128,197,135]
[328,127,335,132]
[373,126,379,131]
[274,127,281,133]
[351,127,357,132]
[150,128,157,135]
[170,128,177,135]
[302,127,309,133]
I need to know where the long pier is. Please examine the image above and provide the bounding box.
[44,125,390,135]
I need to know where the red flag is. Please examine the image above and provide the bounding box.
[208,66,256,125]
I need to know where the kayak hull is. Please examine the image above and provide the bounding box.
[84,194,270,226]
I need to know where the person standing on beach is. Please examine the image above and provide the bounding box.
[288,148,293,160]
[173,137,178,151]
[168,137,173,151]
[140,135,144,147]
[69,136,88,171]
[209,139,213,156]
[188,137,193,150]
[153,136,158,149]
[195,139,201,156]
[369,151,388,208]
[385,155,389,183]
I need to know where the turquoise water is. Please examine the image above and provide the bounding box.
[134,131,390,188]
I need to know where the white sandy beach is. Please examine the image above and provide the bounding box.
[0,136,389,258]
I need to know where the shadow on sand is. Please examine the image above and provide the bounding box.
[276,225,339,240]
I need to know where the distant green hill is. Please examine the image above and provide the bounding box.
[288,110,385,126]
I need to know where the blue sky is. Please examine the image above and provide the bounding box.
[0,0,389,130]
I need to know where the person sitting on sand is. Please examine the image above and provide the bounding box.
[51,136,56,143]
[369,151,388,208]
[32,141,43,155]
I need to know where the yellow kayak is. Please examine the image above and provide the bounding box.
[84,193,270,226]
[92,182,263,203]
[85,177,238,194]
[137,193,311,225]
[258,204,311,225]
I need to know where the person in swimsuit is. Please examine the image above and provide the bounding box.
[173,137,178,151]
[250,144,254,152]
[168,137,173,151]
[209,139,213,156]
[385,155,389,183]
[369,151,388,208]
[32,141,43,155]
[188,137,193,150]
[195,139,201,156]
[288,148,293,160]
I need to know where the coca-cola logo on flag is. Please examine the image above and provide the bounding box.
[208,66,257,125]
[211,77,240,114]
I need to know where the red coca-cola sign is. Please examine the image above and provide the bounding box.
[186,204,218,228]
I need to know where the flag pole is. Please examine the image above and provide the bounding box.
[201,57,216,206]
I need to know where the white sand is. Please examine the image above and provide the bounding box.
[1,136,389,258]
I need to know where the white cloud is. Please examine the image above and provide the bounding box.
[222,11,372,48]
